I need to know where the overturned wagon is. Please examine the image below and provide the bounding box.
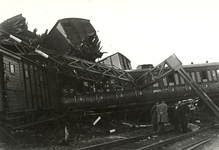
[1,14,219,130]
[0,48,63,128]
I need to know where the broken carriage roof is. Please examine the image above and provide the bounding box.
[41,17,102,61]
[0,14,103,62]
[0,14,97,42]
[41,17,97,49]
[0,14,94,36]
[0,14,39,42]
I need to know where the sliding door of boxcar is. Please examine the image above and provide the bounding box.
[3,55,25,111]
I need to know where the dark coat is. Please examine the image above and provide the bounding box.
[173,105,182,124]
[179,103,190,133]
[173,104,182,134]
[151,104,158,125]
[180,104,190,118]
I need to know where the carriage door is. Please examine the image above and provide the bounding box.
[199,70,210,92]
[161,74,176,98]
[4,56,25,111]
[209,69,218,92]
[152,82,162,99]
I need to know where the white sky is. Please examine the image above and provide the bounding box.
[1,0,219,69]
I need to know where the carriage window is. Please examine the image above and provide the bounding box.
[217,70,219,79]
[69,88,74,94]
[10,64,15,74]
[207,71,212,81]
[187,72,190,77]
[3,63,6,70]
[174,74,179,85]
[163,78,168,86]
[180,76,185,84]
[212,70,217,81]
[63,88,68,96]
[201,71,208,82]
[105,83,110,92]
[90,84,96,93]
[167,74,175,86]
[25,70,29,78]
[179,72,190,84]
[40,75,43,81]
[196,72,201,82]
[153,83,159,87]
[191,72,196,82]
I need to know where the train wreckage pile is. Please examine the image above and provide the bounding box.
[1,14,219,149]
[0,14,104,61]
[0,13,122,148]
[0,14,152,148]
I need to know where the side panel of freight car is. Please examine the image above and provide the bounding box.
[38,69,48,108]
[0,52,5,119]
[46,72,61,108]
[34,67,43,108]
[3,54,25,111]
[29,64,39,109]
[22,59,61,110]
[118,54,132,70]
[98,52,132,70]
[23,63,33,109]
[0,49,62,118]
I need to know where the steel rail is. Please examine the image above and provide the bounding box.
[135,128,210,150]
[76,130,175,150]
[76,126,216,150]
[179,138,211,150]
[0,127,20,147]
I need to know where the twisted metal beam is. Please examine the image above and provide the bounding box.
[0,29,137,88]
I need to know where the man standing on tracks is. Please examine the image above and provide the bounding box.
[157,100,169,132]
[150,102,159,132]
[179,100,190,134]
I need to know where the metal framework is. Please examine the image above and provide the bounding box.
[49,54,137,87]
[136,54,219,118]
[35,47,219,118]
[2,30,219,119]
[0,29,136,88]
[135,55,175,89]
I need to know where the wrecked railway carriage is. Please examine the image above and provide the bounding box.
[0,48,61,127]
[1,14,219,129]
[0,14,106,128]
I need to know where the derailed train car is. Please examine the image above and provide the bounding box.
[61,61,219,120]
[41,17,103,61]
[0,47,63,127]
[98,52,132,70]
[1,14,219,129]
[1,48,219,128]
[0,14,105,128]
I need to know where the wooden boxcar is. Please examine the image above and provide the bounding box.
[0,48,62,128]
[41,18,103,62]
[98,52,132,70]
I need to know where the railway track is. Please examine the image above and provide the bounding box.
[179,137,211,150]
[77,125,218,150]
[0,126,20,149]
